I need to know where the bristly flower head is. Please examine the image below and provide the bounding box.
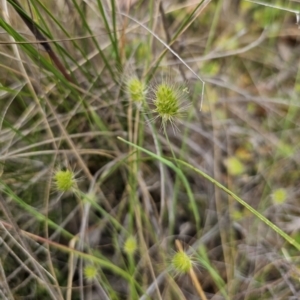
[123,235,138,256]
[152,81,189,126]
[53,169,77,192]
[84,264,98,282]
[126,76,147,105]
[171,250,193,274]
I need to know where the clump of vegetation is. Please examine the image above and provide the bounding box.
[1,0,300,299]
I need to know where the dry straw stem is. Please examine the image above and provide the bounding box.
[66,237,77,300]
[175,240,207,300]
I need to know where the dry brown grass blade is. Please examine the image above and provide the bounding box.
[8,0,74,83]
[175,240,208,300]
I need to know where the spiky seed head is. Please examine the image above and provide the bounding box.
[84,265,98,281]
[272,188,287,204]
[127,77,146,103]
[54,169,76,192]
[124,235,137,255]
[153,82,188,124]
[171,251,193,274]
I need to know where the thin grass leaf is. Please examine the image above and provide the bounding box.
[176,159,300,252]
[0,181,74,239]
[117,137,201,230]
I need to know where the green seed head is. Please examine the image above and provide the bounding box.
[154,83,179,122]
[272,188,287,204]
[124,235,137,255]
[84,265,98,281]
[127,77,146,103]
[54,169,75,192]
[171,251,193,274]
[153,81,189,125]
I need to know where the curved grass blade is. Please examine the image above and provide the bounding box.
[176,159,300,252]
[117,137,201,230]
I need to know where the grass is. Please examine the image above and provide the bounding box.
[1,0,300,299]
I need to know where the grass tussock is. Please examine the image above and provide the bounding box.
[1,0,300,299]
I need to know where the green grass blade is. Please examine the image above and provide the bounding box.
[117,137,201,230]
[0,181,74,239]
[176,159,300,251]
